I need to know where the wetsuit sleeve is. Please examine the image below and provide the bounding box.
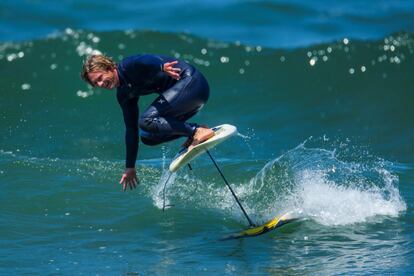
[117,90,139,168]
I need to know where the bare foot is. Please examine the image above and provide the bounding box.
[187,127,215,152]
[181,125,209,149]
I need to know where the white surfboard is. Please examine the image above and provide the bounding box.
[169,124,237,172]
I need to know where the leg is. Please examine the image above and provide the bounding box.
[139,71,210,146]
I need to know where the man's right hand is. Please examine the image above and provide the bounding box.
[119,168,138,191]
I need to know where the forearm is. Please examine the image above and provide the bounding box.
[125,127,138,168]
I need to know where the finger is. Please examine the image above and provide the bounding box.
[123,182,127,191]
[129,181,133,190]
[168,71,180,77]
[165,61,178,69]
[172,68,181,72]
[119,175,126,184]
[130,181,135,189]
[164,61,176,68]
[166,72,180,80]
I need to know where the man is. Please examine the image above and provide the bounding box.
[81,54,214,191]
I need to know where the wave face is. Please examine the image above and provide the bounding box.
[2,0,414,48]
[1,30,413,161]
[0,30,413,274]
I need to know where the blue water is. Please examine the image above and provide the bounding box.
[1,1,414,275]
[3,0,414,48]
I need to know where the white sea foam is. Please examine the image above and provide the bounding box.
[148,141,406,226]
[290,169,406,226]
[152,170,177,209]
[248,143,407,226]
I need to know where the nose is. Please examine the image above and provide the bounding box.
[97,80,105,87]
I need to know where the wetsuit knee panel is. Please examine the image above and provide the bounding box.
[139,117,158,132]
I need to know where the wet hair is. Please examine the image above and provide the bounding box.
[80,54,117,86]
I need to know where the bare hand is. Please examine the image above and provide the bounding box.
[163,61,181,80]
[119,168,138,191]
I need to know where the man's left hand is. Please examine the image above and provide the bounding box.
[163,61,181,80]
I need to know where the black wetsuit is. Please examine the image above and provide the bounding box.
[116,54,210,168]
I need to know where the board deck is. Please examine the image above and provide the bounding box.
[169,124,237,172]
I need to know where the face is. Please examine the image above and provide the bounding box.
[88,69,119,90]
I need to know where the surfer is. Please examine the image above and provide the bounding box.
[81,54,214,191]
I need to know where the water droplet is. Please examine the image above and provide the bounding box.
[65,28,74,35]
[7,53,17,62]
[21,83,31,90]
[220,56,229,63]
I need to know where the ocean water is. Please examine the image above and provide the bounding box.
[1,1,414,275]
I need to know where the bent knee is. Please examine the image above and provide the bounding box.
[139,117,160,132]
[138,117,150,131]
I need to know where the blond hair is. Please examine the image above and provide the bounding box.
[80,54,117,86]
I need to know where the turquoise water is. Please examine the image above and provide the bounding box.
[1,1,414,275]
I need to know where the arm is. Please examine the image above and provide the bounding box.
[117,90,139,191]
[122,98,139,168]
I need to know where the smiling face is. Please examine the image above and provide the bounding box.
[81,54,119,89]
[87,68,119,90]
